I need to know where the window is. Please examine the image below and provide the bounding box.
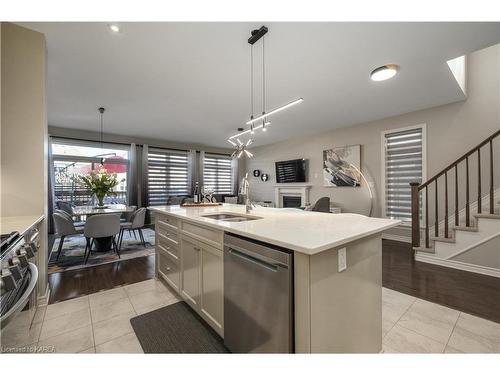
[203,153,234,195]
[382,125,426,222]
[147,148,191,206]
[51,139,129,206]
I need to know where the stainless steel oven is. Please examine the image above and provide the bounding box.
[1,232,40,353]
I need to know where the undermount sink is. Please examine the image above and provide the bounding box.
[201,213,262,222]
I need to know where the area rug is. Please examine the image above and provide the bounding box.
[130,301,229,353]
[48,228,156,273]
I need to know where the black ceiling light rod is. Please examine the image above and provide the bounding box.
[248,26,268,45]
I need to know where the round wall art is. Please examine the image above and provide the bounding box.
[253,169,261,177]
[261,173,269,182]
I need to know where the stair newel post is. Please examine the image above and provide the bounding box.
[410,182,420,248]
[477,148,482,214]
[435,179,439,237]
[425,186,429,248]
[455,164,459,226]
[444,171,449,238]
[490,139,494,214]
[466,156,470,226]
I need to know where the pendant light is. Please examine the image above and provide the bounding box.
[227,26,303,143]
[95,107,115,165]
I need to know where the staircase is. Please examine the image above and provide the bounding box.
[410,129,500,276]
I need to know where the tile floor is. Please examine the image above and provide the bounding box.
[6,280,500,353]
[18,278,180,353]
[382,287,500,353]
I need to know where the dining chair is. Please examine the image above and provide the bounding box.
[56,201,74,216]
[311,197,330,213]
[83,214,121,264]
[121,205,137,222]
[118,207,147,249]
[53,212,84,261]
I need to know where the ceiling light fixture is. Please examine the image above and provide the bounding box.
[245,98,303,125]
[109,24,120,33]
[230,138,253,159]
[227,25,303,149]
[370,64,399,81]
[228,121,271,140]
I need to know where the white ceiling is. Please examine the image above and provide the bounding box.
[20,22,500,148]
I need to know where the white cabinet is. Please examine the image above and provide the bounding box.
[155,213,224,337]
[180,235,201,309]
[199,242,224,335]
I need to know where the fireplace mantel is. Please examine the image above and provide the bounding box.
[274,183,312,208]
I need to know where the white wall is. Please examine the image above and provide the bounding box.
[452,234,500,269]
[245,44,500,218]
[1,22,48,297]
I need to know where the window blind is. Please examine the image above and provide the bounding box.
[147,148,190,206]
[203,153,234,194]
[384,127,423,221]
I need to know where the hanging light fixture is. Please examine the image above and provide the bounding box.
[95,107,115,165]
[230,138,253,159]
[227,26,303,142]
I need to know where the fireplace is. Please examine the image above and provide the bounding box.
[274,184,311,208]
[282,195,302,208]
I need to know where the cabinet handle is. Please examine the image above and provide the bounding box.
[194,247,200,251]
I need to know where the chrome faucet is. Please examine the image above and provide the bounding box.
[240,173,255,213]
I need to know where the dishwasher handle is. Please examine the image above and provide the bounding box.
[227,247,280,272]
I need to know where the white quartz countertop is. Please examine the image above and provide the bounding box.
[149,204,400,255]
[0,215,45,236]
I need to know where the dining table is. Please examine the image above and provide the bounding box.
[72,204,136,251]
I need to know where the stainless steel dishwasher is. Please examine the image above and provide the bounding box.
[223,233,293,353]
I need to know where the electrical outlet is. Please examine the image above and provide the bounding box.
[338,247,347,272]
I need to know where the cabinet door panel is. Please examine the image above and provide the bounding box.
[158,248,180,293]
[181,236,200,308]
[200,243,224,335]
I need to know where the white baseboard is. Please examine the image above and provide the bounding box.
[415,253,500,278]
[37,284,51,306]
[382,233,411,243]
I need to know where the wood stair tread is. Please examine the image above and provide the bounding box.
[474,213,500,219]
[430,236,455,243]
[413,246,435,253]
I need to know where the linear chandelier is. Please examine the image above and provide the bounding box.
[227,26,303,154]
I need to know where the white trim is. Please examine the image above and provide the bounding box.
[429,187,500,236]
[415,253,500,278]
[380,123,427,221]
[446,232,500,260]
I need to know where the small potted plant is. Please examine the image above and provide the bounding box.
[78,168,123,208]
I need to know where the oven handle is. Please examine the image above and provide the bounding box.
[0,262,38,328]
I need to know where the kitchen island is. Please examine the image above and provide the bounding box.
[148,204,399,353]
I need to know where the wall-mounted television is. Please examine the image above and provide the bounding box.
[275,158,306,183]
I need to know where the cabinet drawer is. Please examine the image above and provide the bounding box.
[158,249,180,292]
[158,234,179,260]
[181,221,223,249]
[157,215,179,230]
[157,228,179,246]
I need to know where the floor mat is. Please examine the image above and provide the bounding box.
[130,301,229,353]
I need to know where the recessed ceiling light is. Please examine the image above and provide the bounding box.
[108,24,120,33]
[370,64,399,81]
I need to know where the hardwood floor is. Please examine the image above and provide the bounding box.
[48,240,500,324]
[383,239,500,323]
[48,254,155,304]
